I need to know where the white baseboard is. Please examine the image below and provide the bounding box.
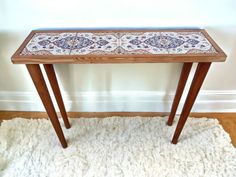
[0,90,236,112]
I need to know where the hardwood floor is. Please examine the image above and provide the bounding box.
[0,111,235,147]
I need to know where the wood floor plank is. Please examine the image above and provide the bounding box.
[0,111,235,147]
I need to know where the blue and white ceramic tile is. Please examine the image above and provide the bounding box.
[21,31,216,55]
[21,33,76,55]
[70,33,118,55]
[161,32,216,54]
[120,32,169,54]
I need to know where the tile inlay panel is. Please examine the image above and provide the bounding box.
[21,31,216,55]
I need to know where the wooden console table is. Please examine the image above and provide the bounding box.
[12,29,226,148]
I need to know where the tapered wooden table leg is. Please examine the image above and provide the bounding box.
[172,62,211,144]
[167,63,193,126]
[26,64,68,148]
[43,64,71,129]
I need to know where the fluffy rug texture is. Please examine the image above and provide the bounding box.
[0,117,236,177]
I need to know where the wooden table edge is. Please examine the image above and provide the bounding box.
[12,56,227,64]
[200,29,227,58]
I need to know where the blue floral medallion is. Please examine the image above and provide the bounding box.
[53,36,75,49]
[143,36,185,49]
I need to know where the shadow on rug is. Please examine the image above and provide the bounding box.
[0,117,236,177]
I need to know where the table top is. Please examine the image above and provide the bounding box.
[12,29,226,64]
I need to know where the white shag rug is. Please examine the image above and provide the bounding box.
[0,117,236,177]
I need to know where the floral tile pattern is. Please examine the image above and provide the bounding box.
[21,33,77,55]
[120,32,168,54]
[20,31,217,55]
[161,32,216,54]
[70,33,119,55]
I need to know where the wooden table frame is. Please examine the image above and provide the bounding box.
[12,29,226,148]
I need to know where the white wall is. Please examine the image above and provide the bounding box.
[0,0,236,112]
